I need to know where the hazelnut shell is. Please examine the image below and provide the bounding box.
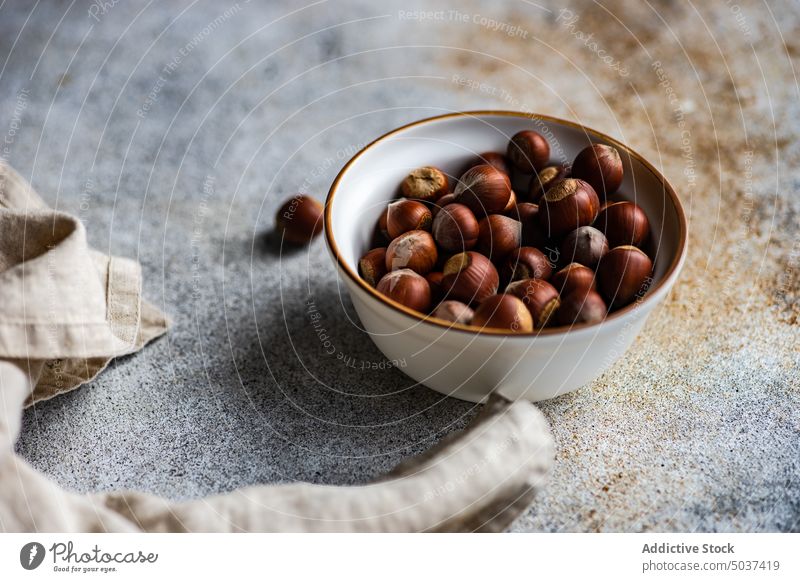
[507,130,550,173]
[432,203,479,253]
[477,214,522,262]
[358,247,387,287]
[400,166,449,202]
[455,164,513,215]
[594,201,650,248]
[386,199,432,239]
[571,144,623,198]
[385,230,438,275]
[596,245,653,308]
[471,294,533,333]
[276,195,324,244]
[539,178,601,238]
[441,251,499,305]
[506,278,560,329]
[376,269,432,313]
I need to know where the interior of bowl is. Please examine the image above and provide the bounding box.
[326,111,686,334]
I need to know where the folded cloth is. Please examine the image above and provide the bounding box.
[0,163,553,532]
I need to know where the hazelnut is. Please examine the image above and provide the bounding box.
[376,269,431,313]
[441,251,499,304]
[358,247,387,287]
[385,230,438,275]
[539,178,600,238]
[551,263,596,297]
[400,166,449,202]
[506,278,560,329]
[571,144,623,198]
[386,199,432,239]
[432,300,475,325]
[454,164,512,215]
[501,189,518,216]
[594,201,650,248]
[376,207,390,242]
[425,271,446,304]
[502,247,552,283]
[596,245,653,308]
[560,226,609,268]
[465,151,510,176]
[431,203,479,252]
[430,192,458,218]
[558,289,607,326]
[507,130,550,173]
[477,215,522,262]
[471,294,533,333]
[528,164,569,203]
[275,194,324,244]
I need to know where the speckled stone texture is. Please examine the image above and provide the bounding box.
[3,0,798,531]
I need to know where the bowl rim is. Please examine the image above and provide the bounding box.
[324,110,688,337]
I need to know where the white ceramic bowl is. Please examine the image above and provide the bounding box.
[325,111,687,403]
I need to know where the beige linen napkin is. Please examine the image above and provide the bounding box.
[0,163,553,532]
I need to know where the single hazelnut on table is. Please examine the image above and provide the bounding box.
[385,230,438,275]
[506,278,560,329]
[471,294,533,333]
[571,143,623,198]
[358,247,387,287]
[507,130,550,173]
[596,245,653,308]
[275,194,324,244]
[425,271,446,304]
[430,192,458,218]
[376,269,431,313]
[594,201,650,248]
[431,203,479,252]
[454,164,512,216]
[386,199,432,239]
[528,164,570,203]
[432,300,475,325]
[441,251,499,305]
[502,246,552,283]
[560,226,609,268]
[477,214,522,262]
[539,178,601,238]
[558,289,608,326]
[400,166,449,202]
[551,262,597,297]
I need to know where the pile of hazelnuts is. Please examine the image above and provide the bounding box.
[357,131,654,333]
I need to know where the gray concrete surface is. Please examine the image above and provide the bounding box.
[3,0,798,531]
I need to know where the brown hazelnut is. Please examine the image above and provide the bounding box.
[454,164,512,215]
[385,230,438,275]
[376,269,431,312]
[594,201,650,248]
[376,207,390,242]
[432,300,475,325]
[502,247,552,283]
[431,203,479,253]
[471,294,533,333]
[551,263,596,297]
[502,189,518,216]
[506,278,560,329]
[386,199,432,239]
[596,245,653,308]
[425,271,445,304]
[477,214,522,262]
[465,151,510,176]
[400,166,449,202]
[539,178,601,238]
[558,289,607,326]
[528,164,569,203]
[560,226,609,268]
[358,248,387,287]
[441,251,499,304]
[275,194,323,244]
[507,130,550,173]
[430,192,458,218]
[571,144,623,198]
